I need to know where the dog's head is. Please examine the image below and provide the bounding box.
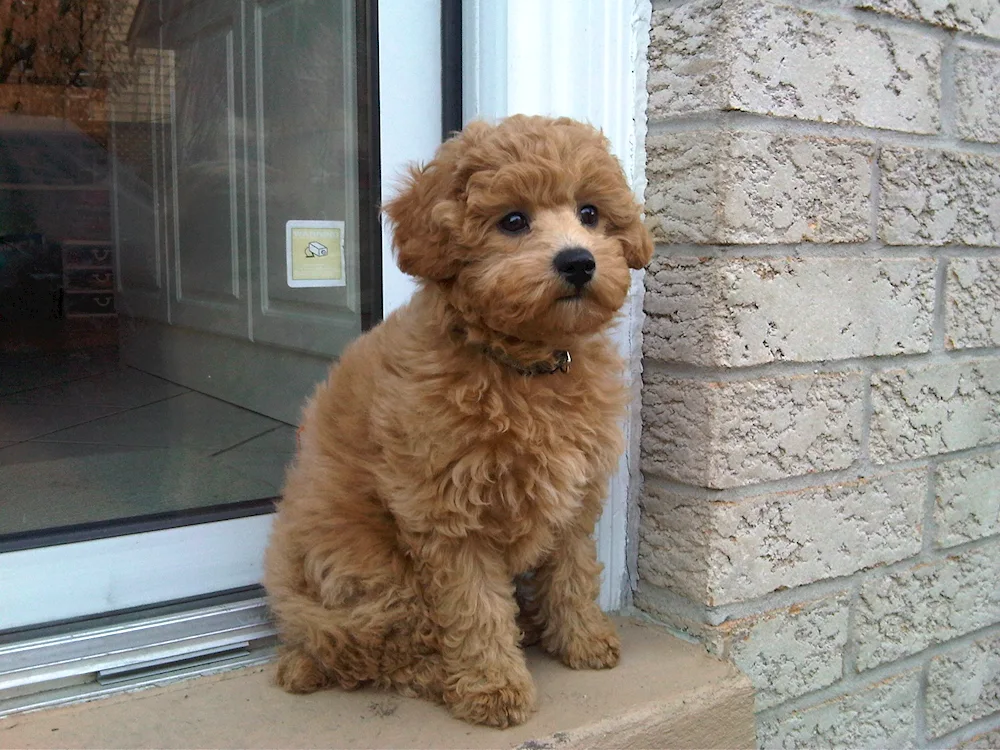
[384,116,652,341]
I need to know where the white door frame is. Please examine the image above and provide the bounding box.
[0,0,443,634]
[0,0,646,634]
[462,0,648,610]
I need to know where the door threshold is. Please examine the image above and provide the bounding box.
[0,596,276,717]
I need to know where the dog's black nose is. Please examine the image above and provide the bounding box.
[553,247,596,289]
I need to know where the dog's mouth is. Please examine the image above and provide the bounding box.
[556,289,586,302]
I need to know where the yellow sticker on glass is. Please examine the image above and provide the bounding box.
[286,220,347,288]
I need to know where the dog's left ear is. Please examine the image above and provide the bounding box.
[621,215,654,270]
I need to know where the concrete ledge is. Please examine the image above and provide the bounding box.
[0,618,756,750]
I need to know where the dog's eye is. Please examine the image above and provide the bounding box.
[579,205,599,227]
[498,212,530,234]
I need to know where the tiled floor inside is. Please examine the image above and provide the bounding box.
[0,350,296,538]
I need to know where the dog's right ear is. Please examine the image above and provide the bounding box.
[385,122,494,281]
[384,144,466,281]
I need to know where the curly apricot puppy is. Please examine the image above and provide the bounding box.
[263,115,653,728]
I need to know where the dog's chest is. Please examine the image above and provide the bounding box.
[455,374,624,569]
[377,341,628,569]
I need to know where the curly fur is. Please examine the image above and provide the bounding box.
[263,115,654,728]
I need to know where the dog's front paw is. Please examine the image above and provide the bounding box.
[445,664,537,728]
[563,628,621,670]
[546,615,621,670]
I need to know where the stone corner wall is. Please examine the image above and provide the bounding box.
[637,0,1000,747]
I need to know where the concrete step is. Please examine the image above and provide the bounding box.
[0,618,755,749]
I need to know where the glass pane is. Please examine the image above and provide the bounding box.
[0,0,371,545]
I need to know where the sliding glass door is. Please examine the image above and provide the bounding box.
[0,0,440,638]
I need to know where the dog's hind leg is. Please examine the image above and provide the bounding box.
[265,494,433,695]
[267,586,373,692]
[274,644,333,694]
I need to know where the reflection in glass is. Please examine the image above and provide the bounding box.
[0,0,363,545]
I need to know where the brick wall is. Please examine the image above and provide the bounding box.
[636,0,1000,746]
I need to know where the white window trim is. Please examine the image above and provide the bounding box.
[463,0,650,610]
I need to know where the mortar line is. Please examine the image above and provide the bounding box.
[646,111,1000,155]
[870,141,882,243]
[643,442,1000,502]
[754,621,1000,721]
[916,659,931,748]
[639,533,1000,624]
[643,463,895,502]
[852,12,1000,51]
[954,31,1000,52]
[927,709,1000,750]
[940,32,959,139]
[633,582,726,629]
[784,0,855,10]
[932,256,950,352]
[920,460,940,559]
[643,346,1000,381]
[754,663,918,722]
[651,243,1000,258]
[852,4,1000,50]
[841,579,862,679]
[859,360,875,466]
[622,605,704,645]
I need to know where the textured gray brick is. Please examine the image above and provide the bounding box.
[853,544,1000,670]
[638,470,925,605]
[858,0,1000,40]
[879,147,1000,246]
[643,256,935,366]
[935,450,1000,548]
[644,133,719,244]
[647,0,727,120]
[732,1,940,133]
[642,370,864,489]
[725,594,850,710]
[646,131,873,244]
[648,0,941,132]
[759,671,920,749]
[870,360,1000,463]
[956,44,1000,144]
[947,258,1000,349]
[927,632,1000,739]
